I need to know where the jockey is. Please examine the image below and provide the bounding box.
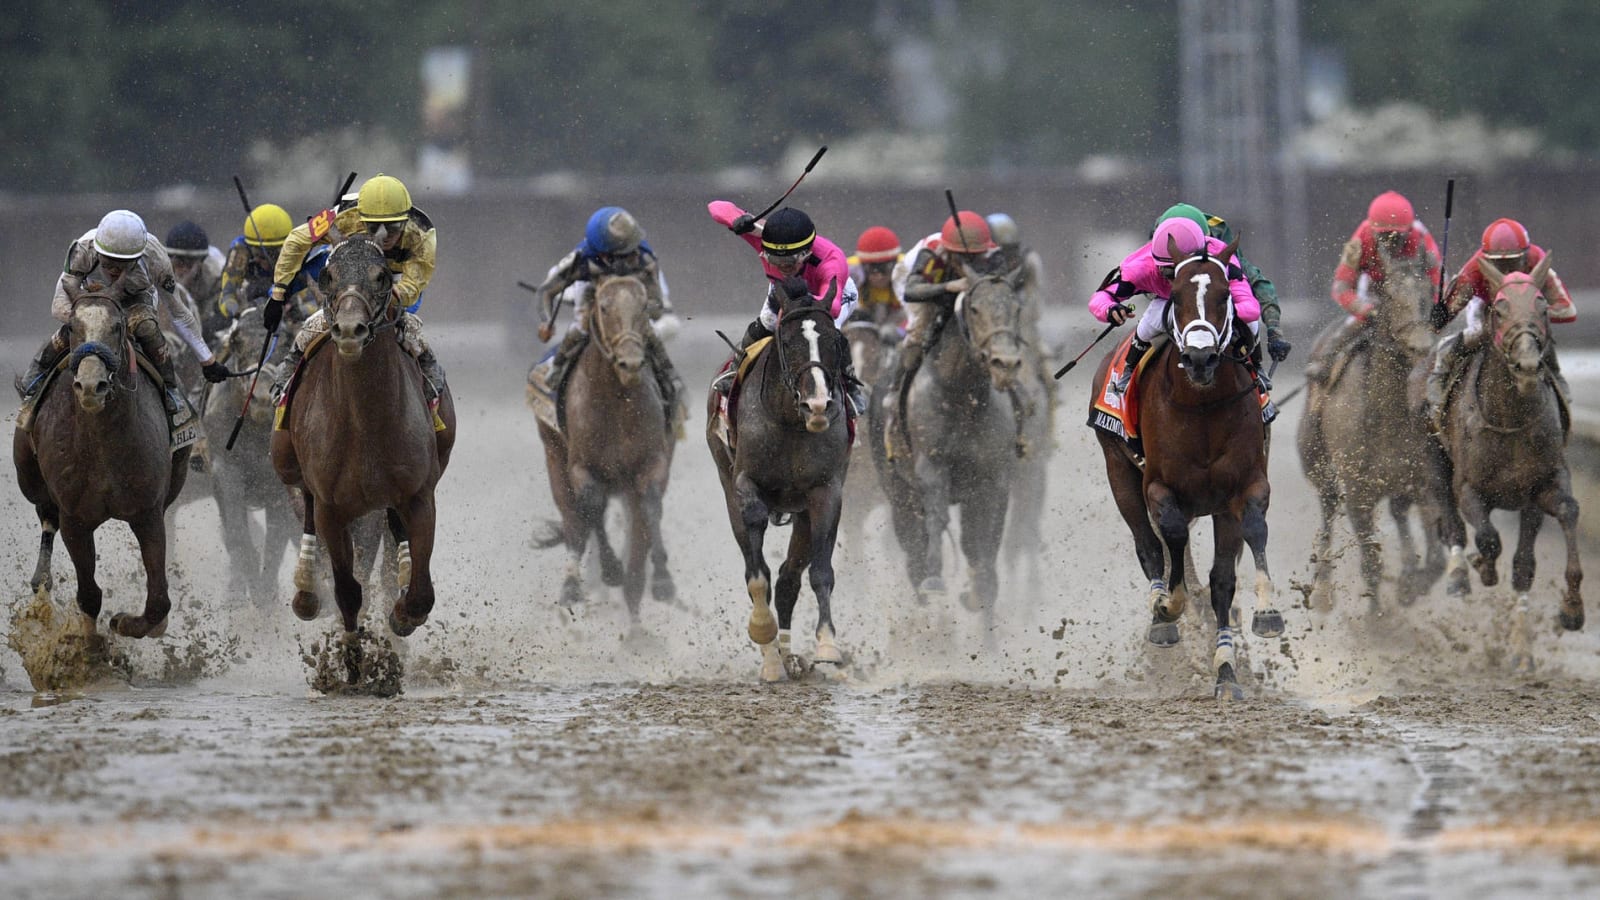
[18,210,230,428]
[1090,216,1262,395]
[266,174,446,404]
[707,201,866,413]
[218,203,325,324]
[1154,203,1291,364]
[986,212,1056,390]
[1424,217,1575,422]
[163,220,227,341]
[846,226,905,327]
[527,206,684,416]
[1304,190,1441,382]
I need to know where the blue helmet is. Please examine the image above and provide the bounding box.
[584,206,644,255]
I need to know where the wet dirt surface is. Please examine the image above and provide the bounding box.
[3,320,1600,898]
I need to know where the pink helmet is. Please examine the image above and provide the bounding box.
[1152,217,1206,263]
[1480,217,1531,259]
[1367,191,1415,232]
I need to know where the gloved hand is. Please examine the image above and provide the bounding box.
[730,214,757,236]
[1107,303,1134,326]
[1429,300,1451,332]
[943,277,970,294]
[201,361,232,383]
[1353,300,1375,323]
[1266,327,1292,362]
[538,321,554,343]
[262,286,288,334]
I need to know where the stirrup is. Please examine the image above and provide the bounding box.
[711,368,735,395]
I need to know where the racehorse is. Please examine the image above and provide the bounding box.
[536,273,676,620]
[1298,243,1447,609]
[198,305,302,604]
[1430,254,1582,661]
[1092,236,1281,700]
[271,236,456,642]
[707,277,850,682]
[873,268,1023,617]
[13,291,191,638]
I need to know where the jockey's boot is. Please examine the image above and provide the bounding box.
[644,331,685,431]
[270,344,304,404]
[15,326,71,430]
[416,349,447,403]
[713,320,771,397]
[1302,316,1362,384]
[1109,337,1151,395]
[131,316,191,426]
[883,342,926,460]
[543,328,588,394]
[1544,342,1572,410]
[842,364,869,418]
[1423,333,1467,433]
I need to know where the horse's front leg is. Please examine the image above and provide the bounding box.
[733,472,781,681]
[58,517,102,637]
[1537,476,1584,632]
[313,503,361,634]
[390,491,436,637]
[109,512,172,639]
[1503,505,1544,673]
[1144,481,1189,646]
[641,479,675,605]
[1241,484,1282,638]
[913,455,952,600]
[559,466,604,607]
[28,506,58,595]
[1346,499,1384,612]
[291,489,323,620]
[776,514,814,679]
[808,485,844,667]
[1458,484,1501,587]
[620,490,649,623]
[1210,512,1246,701]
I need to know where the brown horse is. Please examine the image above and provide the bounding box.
[1298,244,1448,609]
[536,274,676,620]
[1092,237,1281,700]
[1429,254,1582,665]
[271,236,456,642]
[707,278,850,682]
[13,292,191,638]
[871,269,1023,617]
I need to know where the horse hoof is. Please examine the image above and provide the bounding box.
[918,577,946,602]
[109,613,166,639]
[599,556,624,588]
[651,575,677,605]
[758,643,785,682]
[1147,620,1180,647]
[783,653,809,680]
[1508,652,1535,675]
[958,589,983,613]
[814,640,843,665]
[1215,663,1244,701]
[1446,572,1471,598]
[292,591,320,621]
[1251,610,1284,638]
[1560,608,1584,631]
[388,608,420,638]
[748,606,778,645]
[558,577,584,608]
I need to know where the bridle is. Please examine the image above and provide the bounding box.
[1164,252,1235,355]
[67,294,127,385]
[327,240,398,349]
[954,273,1023,363]
[583,276,648,367]
[772,303,842,423]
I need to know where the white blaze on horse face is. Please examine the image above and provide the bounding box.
[77,304,115,344]
[1186,273,1216,349]
[800,319,829,406]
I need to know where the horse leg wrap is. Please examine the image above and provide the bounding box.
[396,540,412,590]
[1148,579,1172,618]
[778,629,792,658]
[1213,626,1237,672]
[294,534,321,592]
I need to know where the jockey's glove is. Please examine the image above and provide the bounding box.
[202,362,232,383]
[730,214,757,235]
[262,293,287,334]
[1108,303,1134,326]
[1266,328,1292,362]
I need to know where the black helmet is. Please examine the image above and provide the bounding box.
[761,207,816,255]
[164,221,210,258]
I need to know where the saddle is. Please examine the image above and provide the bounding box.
[276,331,446,434]
[712,336,773,451]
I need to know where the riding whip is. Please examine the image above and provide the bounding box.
[520,278,564,339]
[751,145,827,221]
[1054,309,1131,379]
[944,188,972,253]
[1430,178,1457,330]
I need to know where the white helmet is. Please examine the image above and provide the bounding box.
[93,209,148,259]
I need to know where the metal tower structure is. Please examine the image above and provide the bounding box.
[1178,0,1308,296]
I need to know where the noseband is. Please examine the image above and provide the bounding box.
[332,282,398,348]
[955,276,1022,359]
[774,305,841,418]
[1166,253,1234,354]
[585,280,648,365]
[68,297,126,378]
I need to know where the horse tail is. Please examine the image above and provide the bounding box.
[530,518,565,549]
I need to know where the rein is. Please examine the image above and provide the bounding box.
[1474,326,1548,433]
[584,282,648,367]
[768,304,841,426]
[1166,253,1234,354]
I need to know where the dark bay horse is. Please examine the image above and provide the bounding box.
[271,236,456,641]
[707,278,850,682]
[873,269,1023,616]
[200,305,301,604]
[1092,237,1281,700]
[13,292,191,638]
[1430,254,1582,664]
[1298,244,1447,609]
[536,274,676,620]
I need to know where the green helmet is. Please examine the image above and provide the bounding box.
[1154,203,1208,236]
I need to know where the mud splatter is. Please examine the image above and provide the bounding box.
[301,627,404,697]
[6,589,129,691]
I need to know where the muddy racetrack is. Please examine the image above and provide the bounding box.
[2,318,1598,898]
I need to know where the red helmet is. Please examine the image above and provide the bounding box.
[855,226,902,263]
[940,211,996,253]
[1480,217,1530,259]
[1367,190,1414,232]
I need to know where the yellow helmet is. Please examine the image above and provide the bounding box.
[243,203,293,247]
[357,174,412,222]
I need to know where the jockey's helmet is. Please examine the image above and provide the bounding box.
[357,174,412,223]
[855,226,901,263]
[586,206,644,255]
[1151,217,1206,264]
[941,211,996,253]
[1154,203,1208,235]
[164,221,210,258]
[244,204,293,248]
[985,213,1020,249]
[94,210,148,259]
[1367,191,1414,233]
[1481,217,1531,263]
[761,208,816,256]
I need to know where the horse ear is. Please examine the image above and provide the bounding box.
[1529,251,1553,288]
[1165,234,1182,264]
[1480,257,1505,296]
[1220,235,1240,264]
[822,276,838,309]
